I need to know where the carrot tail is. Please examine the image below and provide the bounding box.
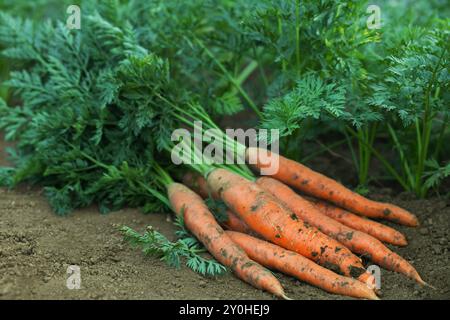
[309,198,408,247]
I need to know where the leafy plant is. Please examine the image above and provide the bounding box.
[367,27,449,197]
[121,223,227,276]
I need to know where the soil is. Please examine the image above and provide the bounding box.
[0,134,449,300]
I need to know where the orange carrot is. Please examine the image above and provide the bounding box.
[221,209,256,234]
[257,177,425,285]
[309,198,407,246]
[206,168,374,285]
[226,231,379,300]
[246,147,419,227]
[167,183,288,299]
[183,172,255,235]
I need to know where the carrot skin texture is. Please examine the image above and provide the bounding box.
[206,169,370,282]
[226,231,379,300]
[221,209,256,234]
[246,147,419,227]
[257,177,424,284]
[310,198,407,247]
[183,172,254,235]
[167,183,287,298]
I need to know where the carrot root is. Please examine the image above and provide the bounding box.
[246,147,419,227]
[256,177,423,285]
[227,231,379,300]
[167,182,286,299]
[207,168,371,282]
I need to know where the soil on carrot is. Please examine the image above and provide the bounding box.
[0,136,449,300]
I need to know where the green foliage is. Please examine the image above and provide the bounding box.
[0,0,448,212]
[366,27,449,197]
[369,28,449,125]
[0,9,173,214]
[121,223,227,276]
[260,73,348,137]
[424,160,450,191]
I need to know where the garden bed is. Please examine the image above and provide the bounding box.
[1,138,448,300]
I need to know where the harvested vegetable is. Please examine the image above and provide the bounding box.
[183,171,255,235]
[226,231,379,300]
[168,182,289,299]
[206,168,374,284]
[246,147,419,227]
[257,177,425,285]
[309,198,407,247]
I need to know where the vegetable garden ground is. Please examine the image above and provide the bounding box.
[1,135,448,300]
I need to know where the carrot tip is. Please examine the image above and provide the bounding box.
[368,292,381,300]
[281,294,293,300]
[422,281,436,290]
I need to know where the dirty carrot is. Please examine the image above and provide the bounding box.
[167,182,288,299]
[226,231,379,300]
[256,177,426,285]
[309,198,407,246]
[206,168,374,285]
[246,147,419,227]
[183,172,255,235]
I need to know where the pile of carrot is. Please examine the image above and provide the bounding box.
[168,148,426,300]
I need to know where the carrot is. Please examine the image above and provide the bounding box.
[182,171,216,199]
[167,182,288,299]
[226,231,379,300]
[206,168,374,285]
[246,147,419,227]
[256,177,425,285]
[309,198,407,247]
[221,209,256,234]
[183,172,255,235]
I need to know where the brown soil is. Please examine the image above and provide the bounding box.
[0,135,449,300]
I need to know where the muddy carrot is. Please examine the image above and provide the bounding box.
[246,147,419,227]
[226,231,379,300]
[256,177,425,285]
[167,183,288,299]
[183,172,255,235]
[206,168,374,285]
[309,198,407,246]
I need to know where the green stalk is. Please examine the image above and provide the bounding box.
[236,60,258,86]
[357,128,366,185]
[357,123,378,186]
[347,127,409,190]
[252,46,269,89]
[434,114,448,160]
[344,128,359,176]
[193,38,262,118]
[415,48,447,197]
[277,15,287,72]
[295,0,301,73]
